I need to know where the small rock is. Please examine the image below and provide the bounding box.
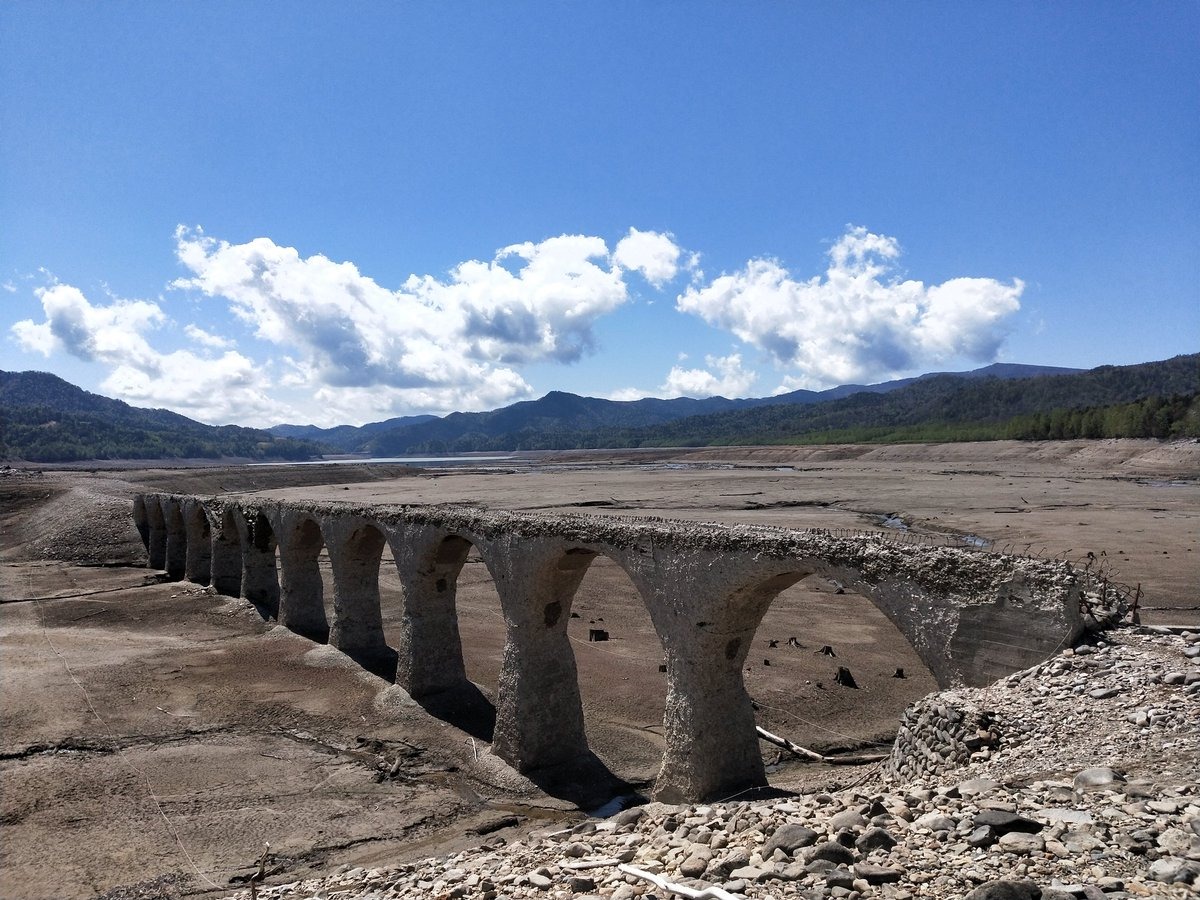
[997,832,1045,854]
[855,826,897,853]
[762,823,819,855]
[973,810,1044,834]
[1073,767,1124,792]
[807,841,856,866]
[853,862,903,884]
[963,881,1041,900]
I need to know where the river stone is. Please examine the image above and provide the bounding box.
[1073,767,1124,791]
[825,867,856,889]
[679,853,711,878]
[855,826,897,853]
[997,831,1045,854]
[829,809,867,830]
[974,809,1044,834]
[1148,856,1200,884]
[914,811,957,832]
[807,841,856,865]
[963,882,1041,900]
[967,825,997,847]
[853,862,903,884]
[958,777,1001,799]
[762,823,819,855]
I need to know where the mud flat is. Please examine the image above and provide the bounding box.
[0,439,1196,898]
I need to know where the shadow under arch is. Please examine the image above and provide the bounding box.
[277,515,330,643]
[211,505,245,597]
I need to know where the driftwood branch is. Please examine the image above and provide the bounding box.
[617,863,739,900]
[757,725,889,766]
[756,725,824,761]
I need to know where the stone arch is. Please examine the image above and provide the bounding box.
[551,544,671,789]
[276,513,329,642]
[241,510,280,617]
[744,568,937,760]
[211,504,245,597]
[162,497,187,581]
[182,500,212,585]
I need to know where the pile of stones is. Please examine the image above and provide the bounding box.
[239,629,1199,900]
[885,694,999,781]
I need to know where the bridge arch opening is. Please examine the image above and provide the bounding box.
[211,506,245,597]
[410,534,502,741]
[162,499,187,581]
[278,516,330,642]
[743,571,936,777]
[558,548,667,793]
[240,511,280,618]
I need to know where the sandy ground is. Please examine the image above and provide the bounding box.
[0,439,1196,899]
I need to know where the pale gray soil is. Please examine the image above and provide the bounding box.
[0,439,1195,898]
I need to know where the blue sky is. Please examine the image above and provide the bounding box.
[2,3,1197,427]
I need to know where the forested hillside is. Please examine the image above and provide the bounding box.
[0,371,322,462]
[366,354,1200,452]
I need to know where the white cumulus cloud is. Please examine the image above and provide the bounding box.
[173,226,687,418]
[11,281,284,424]
[661,352,757,398]
[613,227,683,288]
[676,226,1023,388]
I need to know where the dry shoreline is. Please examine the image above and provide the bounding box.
[0,439,1196,898]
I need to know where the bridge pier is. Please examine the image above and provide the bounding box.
[275,511,329,642]
[163,499,187,581]
[211,506,244,597]
[627,549,808,802]
[390,526,471,698]
[486,538,591,773]
[324,516,390,663]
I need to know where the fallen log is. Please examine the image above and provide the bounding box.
[755,725,824,762]
[756,726,889,766]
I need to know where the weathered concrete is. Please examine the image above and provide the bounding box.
[133,494,1086,802]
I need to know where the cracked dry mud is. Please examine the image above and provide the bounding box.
[0,439,1196,899]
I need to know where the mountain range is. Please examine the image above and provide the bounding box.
[1,355,1196,462]
[269,363,1085,453]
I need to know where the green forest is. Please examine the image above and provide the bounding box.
[3,354,1197,461]
[364,354,1200,453]
[0,371,321,462]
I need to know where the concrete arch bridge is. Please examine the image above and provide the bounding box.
[132,493,1084,803]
